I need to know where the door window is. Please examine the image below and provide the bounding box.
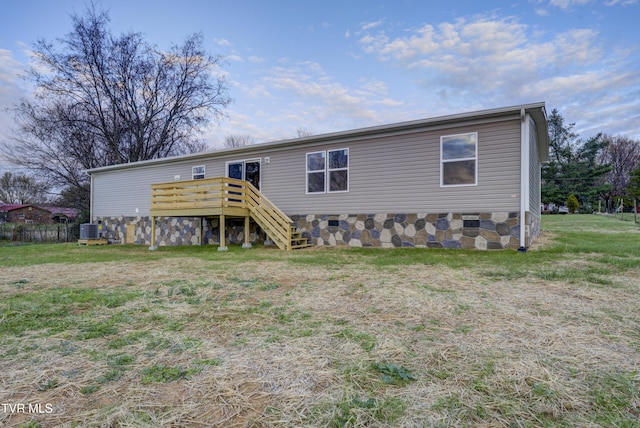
[226,159,261,190]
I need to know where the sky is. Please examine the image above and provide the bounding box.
[1,0,639,173]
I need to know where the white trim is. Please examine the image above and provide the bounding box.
[192,165,205,180]
[305,151,326,194]
[225,158,262,189]
[306,148,350,194]
[225,160,244,181]
[90,173,94,222]
[440,132,478,187]
[328,148,350,193]
[519,110,529,249]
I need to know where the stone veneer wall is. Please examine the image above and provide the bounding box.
[526,212,542,247]
[291,212,523,249]
[96,211,533,250]
[95,216,262,246]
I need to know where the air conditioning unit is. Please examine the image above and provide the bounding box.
[80,223,99,239]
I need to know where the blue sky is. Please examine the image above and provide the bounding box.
[1,0,639,170]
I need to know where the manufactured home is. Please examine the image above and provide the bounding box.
[87,102,549,251]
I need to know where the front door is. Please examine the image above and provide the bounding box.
[226,159,261,190]
[245,160,260,190]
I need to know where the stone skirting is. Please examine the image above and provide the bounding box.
[94,216,263,246]
[95,211,537,250]
[527,212,542,247]
[291,212,524,249]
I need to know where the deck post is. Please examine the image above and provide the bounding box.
[218,214,228,251]
[149,216,158,250]
[242,215,252,248]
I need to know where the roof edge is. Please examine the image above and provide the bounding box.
[86,102,547,174]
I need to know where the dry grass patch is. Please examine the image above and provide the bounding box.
[1,215,639,426]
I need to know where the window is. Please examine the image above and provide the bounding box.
[306,149,349,194]
[328,149,349,192]
[226,159,261,190]
[192,165,205,180]
[306,151,326,193]
[441,133,477,186]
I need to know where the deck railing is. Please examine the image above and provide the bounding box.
[150,177,293,250]
[151,177,244,212]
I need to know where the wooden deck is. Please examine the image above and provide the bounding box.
[149,177,311,251]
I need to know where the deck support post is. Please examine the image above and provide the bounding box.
[149,216,158,250]
[242,215,252,249]
[218,214,228,251]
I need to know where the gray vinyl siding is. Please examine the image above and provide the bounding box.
[92,160,215,217]
[91,117,524,217]
[528,116,541,218]
[261,119,521,214]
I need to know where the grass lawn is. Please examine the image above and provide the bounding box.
[1,214,639,427]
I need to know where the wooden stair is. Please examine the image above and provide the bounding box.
[242,181,313,251]
[290,227,313,250]
[149,177,314,251]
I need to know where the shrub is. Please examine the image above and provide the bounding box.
[567,194,579,213]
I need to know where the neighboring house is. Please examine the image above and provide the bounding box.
[86,102,549,250]
[0,204,80,224]
[47,207,82,223]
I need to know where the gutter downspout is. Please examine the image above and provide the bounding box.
[89,173,94,223]
[519,108,529,252]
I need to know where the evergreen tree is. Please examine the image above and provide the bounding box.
[541,109,612,210]
[628,166,640,201]
[567,194,579,214]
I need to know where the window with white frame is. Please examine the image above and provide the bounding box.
[192,165,205,180]
[306,151,325,193]
[328,149,349,192]
[306,148,349,193]
[441,133,477,186]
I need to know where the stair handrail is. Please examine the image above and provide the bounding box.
[150,177,294,250]
[222,177,293,250]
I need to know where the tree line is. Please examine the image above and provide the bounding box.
[543,108,640,213]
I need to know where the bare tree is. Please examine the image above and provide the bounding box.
[2,5,230,211]
[224,134,255,148]
[296,127,314,138]
[0,172,51,204]
[597,134,640,204]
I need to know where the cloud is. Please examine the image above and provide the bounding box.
[0,49,23,84]
[355,14,640,138]
[226,54,244,62]
[547,0,637,8]
[0,49,27,120]
[604,0,638,5]
[359,18,601,105]
[361,20,384,31]
[233,61,406,139]
[357,16,604,98]
[0,49,29,172]
[548,0,593,9]
[214,38,232,46]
